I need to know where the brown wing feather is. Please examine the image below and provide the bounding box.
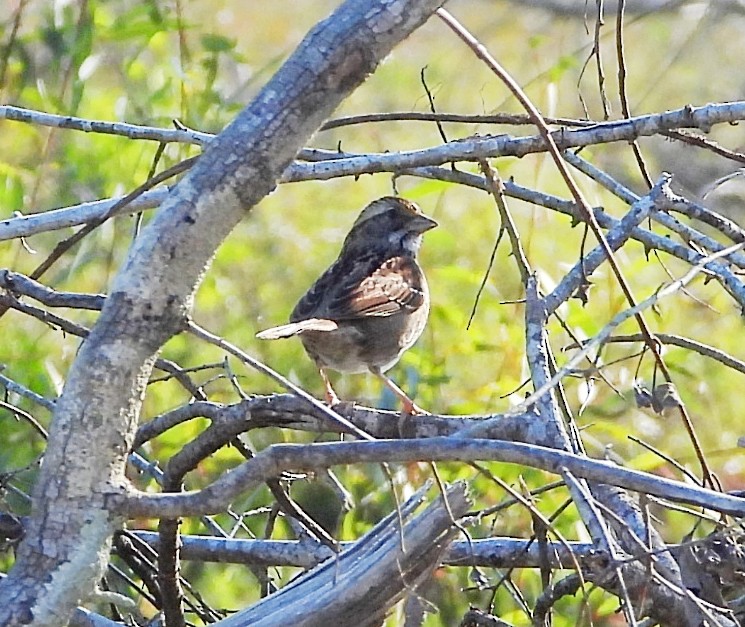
[327,256,426,319]
[291,249,427,323]
[290,258,346,322]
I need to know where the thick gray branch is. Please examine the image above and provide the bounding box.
[0,1,445,625]
[130,531,602,569]
[215,482,469,627]
[121,438,745,519]
[283,101,745,181]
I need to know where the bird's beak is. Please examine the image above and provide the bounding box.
[412,214,438,233]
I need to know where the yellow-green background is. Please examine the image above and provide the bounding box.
[2,1,745,624]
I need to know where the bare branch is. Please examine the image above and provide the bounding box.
[130,531,598,569]
[122,437,745,519]
[6,101,745,241]
[0,2,448,624]
[0,270,105,310]
[0,105,211,145]
[215,482,470,627]
[605,333,745,376]
[506,242,745,421]
[0,188,170,241]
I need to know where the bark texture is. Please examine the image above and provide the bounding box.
[0,1,444,624]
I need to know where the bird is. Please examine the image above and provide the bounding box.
[256,196,437,414]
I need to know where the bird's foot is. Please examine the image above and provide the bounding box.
[400,399,428,416]
[324,388,340,406]
[328,399,356,414]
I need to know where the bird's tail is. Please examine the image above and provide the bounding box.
[256,318,338,339]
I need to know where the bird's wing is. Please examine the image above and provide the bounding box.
[322,255,427,319]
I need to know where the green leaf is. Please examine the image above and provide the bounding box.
[200,33,236,54]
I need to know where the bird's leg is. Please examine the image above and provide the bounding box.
[318,367,341,406]
[372,369,426,415]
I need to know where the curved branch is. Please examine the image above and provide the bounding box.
[121,437,745,519]
[133,393,537,448]
[216,482,470,627]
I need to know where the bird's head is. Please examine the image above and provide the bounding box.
[344,196,437,256]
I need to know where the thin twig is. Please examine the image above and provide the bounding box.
[563,469,638,625]
[463,242,744,437]
[593,0,611,120]
[0,105,212,145]
[0,0,29,92]
[0,372,56,411]
[435,8,718,488]
[319,111,593,130]
[0,399,48,439]
[614,0,653,188]
[603,333,745,377]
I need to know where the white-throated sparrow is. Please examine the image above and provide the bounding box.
[257,196,437,413]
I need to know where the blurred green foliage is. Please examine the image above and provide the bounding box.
[2,1,745,624]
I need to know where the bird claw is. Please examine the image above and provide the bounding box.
[328,399,356,414]
[401,400,428,416]
[324,389,340,406]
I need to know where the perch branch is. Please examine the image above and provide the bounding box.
[121,437,745,519]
